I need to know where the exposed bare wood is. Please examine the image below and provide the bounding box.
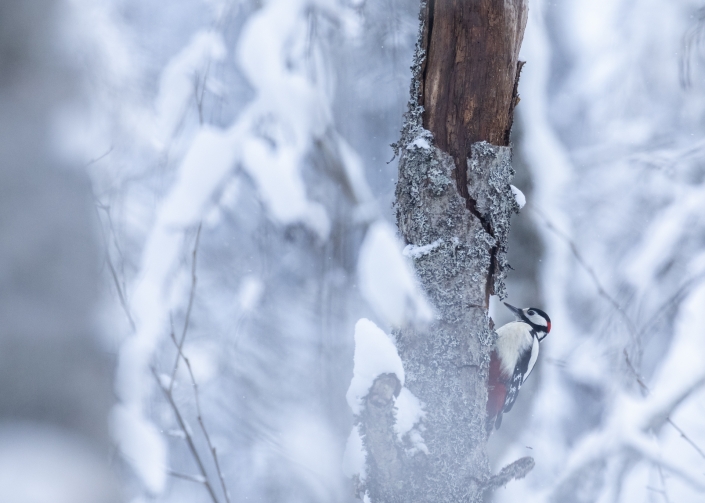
[420,0,528,200]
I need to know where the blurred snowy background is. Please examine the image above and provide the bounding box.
[3,0,705,501]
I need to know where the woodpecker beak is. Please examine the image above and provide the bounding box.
[503,302,523,319]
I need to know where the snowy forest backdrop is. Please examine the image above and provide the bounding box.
[3,0,705,502]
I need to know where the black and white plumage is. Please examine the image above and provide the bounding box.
[486,302,551,431]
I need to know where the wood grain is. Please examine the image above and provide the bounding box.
[420,0,528,200]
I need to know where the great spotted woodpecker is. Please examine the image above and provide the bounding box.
[486,302,551,431]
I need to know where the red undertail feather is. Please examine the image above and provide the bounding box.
[486,350,507,427]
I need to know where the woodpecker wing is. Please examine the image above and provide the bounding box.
[503,335,539,413]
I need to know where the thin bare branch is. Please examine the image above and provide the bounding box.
[94,202,136,331]
[106,253,136,332]
[170,329,231,503]
[168,470,208,484]
[163,228,231,503]
[624,351,705,464]
[194,74,204,125]
[655,460,672,503]
[624,350,650,395]
[530,206,639,346]
[530,205,705,468]
[170,223,203,393]
[666,418,705,461]
[627,433,705,491]
[85,146,113,167]
[194,58,212,125]
[637,273,705,343]
[153,367,221,503]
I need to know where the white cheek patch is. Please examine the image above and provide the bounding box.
[526,312,547,328]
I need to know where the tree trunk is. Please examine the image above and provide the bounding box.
[358,1,531,502]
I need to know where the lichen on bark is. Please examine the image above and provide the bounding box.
[354,2,530,501]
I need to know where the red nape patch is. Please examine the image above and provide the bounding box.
[487,351,508,419]
[547,321,551,333]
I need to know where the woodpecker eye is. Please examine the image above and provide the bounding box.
[528,310,535,316]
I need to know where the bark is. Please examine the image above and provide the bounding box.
[356,1,531,502]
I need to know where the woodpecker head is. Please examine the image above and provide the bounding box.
[503,302,551,340]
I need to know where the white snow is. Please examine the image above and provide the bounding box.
[238,275,264,312]
[110,404,167,494]
[407,136,431,150]
[157,373,172,390]
[346,318,405,415]
[402,239,442,259]
[406,429,429,455]
[235,0,338,240]
[154,31,226,146]
[357,221,433,326]
[281,415,346,501]
[112,0,351,490]
[644,269,705,424]
[625,187,705,290]
[112,126,240,492]
[394,387,429,454]
[0,424,118,503]
[529,271,705,500]
[160,126,240,226]
[336,133,375,205]
[510,184,526,209]
[345,320,428,457]
[342,425,367,480]
[394,387,425,438]
[182,342,217,384]
[240,134,331,239]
